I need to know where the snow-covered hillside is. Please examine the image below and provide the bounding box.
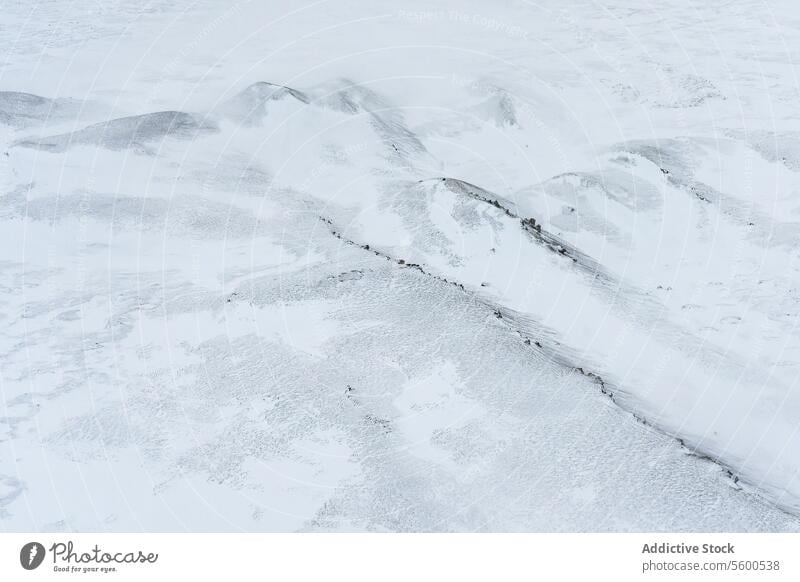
[1,0,799,531]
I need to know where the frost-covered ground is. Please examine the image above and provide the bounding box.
[1,0,800,531]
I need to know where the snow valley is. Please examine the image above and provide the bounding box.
[1,0,799,532]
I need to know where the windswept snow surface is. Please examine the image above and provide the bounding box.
[1,0,800,531]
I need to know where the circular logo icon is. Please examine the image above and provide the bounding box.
[20,542,46,570]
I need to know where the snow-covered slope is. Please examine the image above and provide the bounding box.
[1,0,799,531]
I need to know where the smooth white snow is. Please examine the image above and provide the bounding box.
[1,0,799,531]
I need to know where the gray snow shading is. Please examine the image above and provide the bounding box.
[0,92,86,128]
[219,82,310,126]
[313,79,429,159]
[14,111,218,152]
[13,192,269,239]
[2,0,800,533]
